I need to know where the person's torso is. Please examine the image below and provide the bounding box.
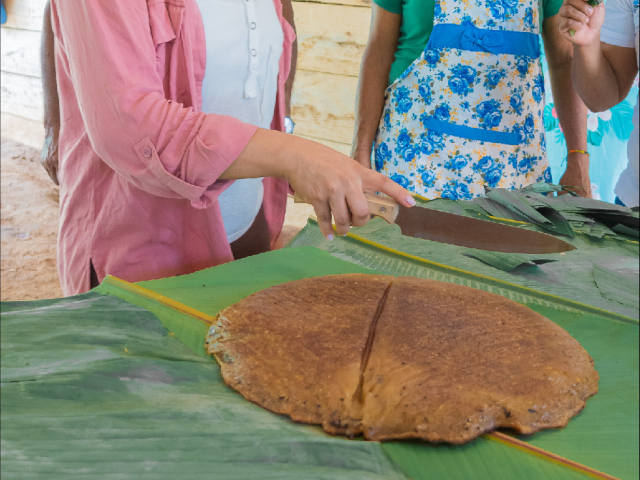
[625,0,639,204]
[51,0,290,294]
[382,0,560,85]
[606,0,640,205]
[374,0,550,198]
[194,0,284,243]
[195,0,283,127]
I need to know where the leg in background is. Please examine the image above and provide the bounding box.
[230,205,273,260]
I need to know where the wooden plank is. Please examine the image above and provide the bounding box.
[296,133,352,156]
[294,2,370,77]
[1,0,47,32]
[291,69,357,145]
[293,0,371,7]
[1,71,43,121]
[1,27,41,78]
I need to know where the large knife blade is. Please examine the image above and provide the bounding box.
[293,192,575,253]
[393,203,575,254]
[362,193,575,254]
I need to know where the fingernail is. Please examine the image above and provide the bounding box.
[406,196,416,206]
[586,7,593,14]
[327,234,334,241]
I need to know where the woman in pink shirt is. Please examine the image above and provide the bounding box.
[40,0,414,295]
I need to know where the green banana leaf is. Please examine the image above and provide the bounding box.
[288,218,638,321]
[102,247,637,479]
[1,292,409,480]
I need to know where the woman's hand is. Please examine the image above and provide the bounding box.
[40,131,60,185]
[558,0,605,45]
[559,152,592,198]
[287,139,414,239]
[225,129,415,240]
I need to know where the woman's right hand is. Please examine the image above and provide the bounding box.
[286,136,414,239]
[225,129,414,241]
[558,0,605,45]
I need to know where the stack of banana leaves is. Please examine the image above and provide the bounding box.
[287,183,639,321]
[468,183,639,240]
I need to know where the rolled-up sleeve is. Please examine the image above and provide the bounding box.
[51,0,258,208]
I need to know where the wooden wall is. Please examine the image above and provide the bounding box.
[291,0,371,154]
[1,0,47,147]
[0,0,372,154]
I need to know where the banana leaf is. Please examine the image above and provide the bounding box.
[593,263,640,310]
[485,188,552,225]
[613,224,640,238]
[102,247,638,480]
[1,292,409,480]
[288,219,638,320]
[4,246,635,479]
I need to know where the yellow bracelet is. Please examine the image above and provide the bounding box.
[568,150,589,155]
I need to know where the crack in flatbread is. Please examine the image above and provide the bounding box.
[354,279,394,407]
[206,274,598,444]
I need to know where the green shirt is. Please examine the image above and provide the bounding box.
[373,0,564,85]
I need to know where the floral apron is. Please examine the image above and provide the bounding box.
[374,0,552,200]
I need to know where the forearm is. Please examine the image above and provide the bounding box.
[282,0,297,117]
[547,58,589,152]
[572,41,624,112]
[351,46,391,160]
[543,16,589,154]
[41,1,60,139]
[351,6,399,164]
[220,129,297,180]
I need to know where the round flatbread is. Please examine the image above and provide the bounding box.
[206,274,598,444]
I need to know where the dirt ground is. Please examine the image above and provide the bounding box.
[0,139,314,302]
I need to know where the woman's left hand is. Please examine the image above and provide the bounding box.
[559,152,592,198]
[557,0,605,45]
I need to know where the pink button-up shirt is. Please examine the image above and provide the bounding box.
[50,0,294,295]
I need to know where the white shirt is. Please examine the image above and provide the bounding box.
[195,0,284,241]
[601,0,640,207]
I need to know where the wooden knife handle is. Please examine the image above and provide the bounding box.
[293,192,399,224]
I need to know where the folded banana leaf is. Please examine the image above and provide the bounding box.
[613,223,640,238]
[485,188,553,225]
[593,262,640,310]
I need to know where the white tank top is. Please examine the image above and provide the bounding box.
[194,0,284,242]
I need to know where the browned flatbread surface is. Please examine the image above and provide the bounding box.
[206,274,598,443]
[361,277,599,443]
[206,274,392,437]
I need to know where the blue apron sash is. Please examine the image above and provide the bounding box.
[428,24,541,58]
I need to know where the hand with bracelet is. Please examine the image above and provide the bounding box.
[557,0,639,204]
[559,149,592,198]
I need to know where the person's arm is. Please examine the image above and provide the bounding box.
[543,14,592,197]
[40,0,60,185]
[52,0,413,241]
[557,0,638,111]
[225,129,414,238]
[351,5,401,168]
[281,0,297,117]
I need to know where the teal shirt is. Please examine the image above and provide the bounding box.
[373,0,564,85]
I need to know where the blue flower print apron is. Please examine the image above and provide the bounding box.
[374,0,552,200]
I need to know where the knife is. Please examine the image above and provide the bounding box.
[295,192,576,254]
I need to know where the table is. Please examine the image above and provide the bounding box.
[2,190,638,479]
